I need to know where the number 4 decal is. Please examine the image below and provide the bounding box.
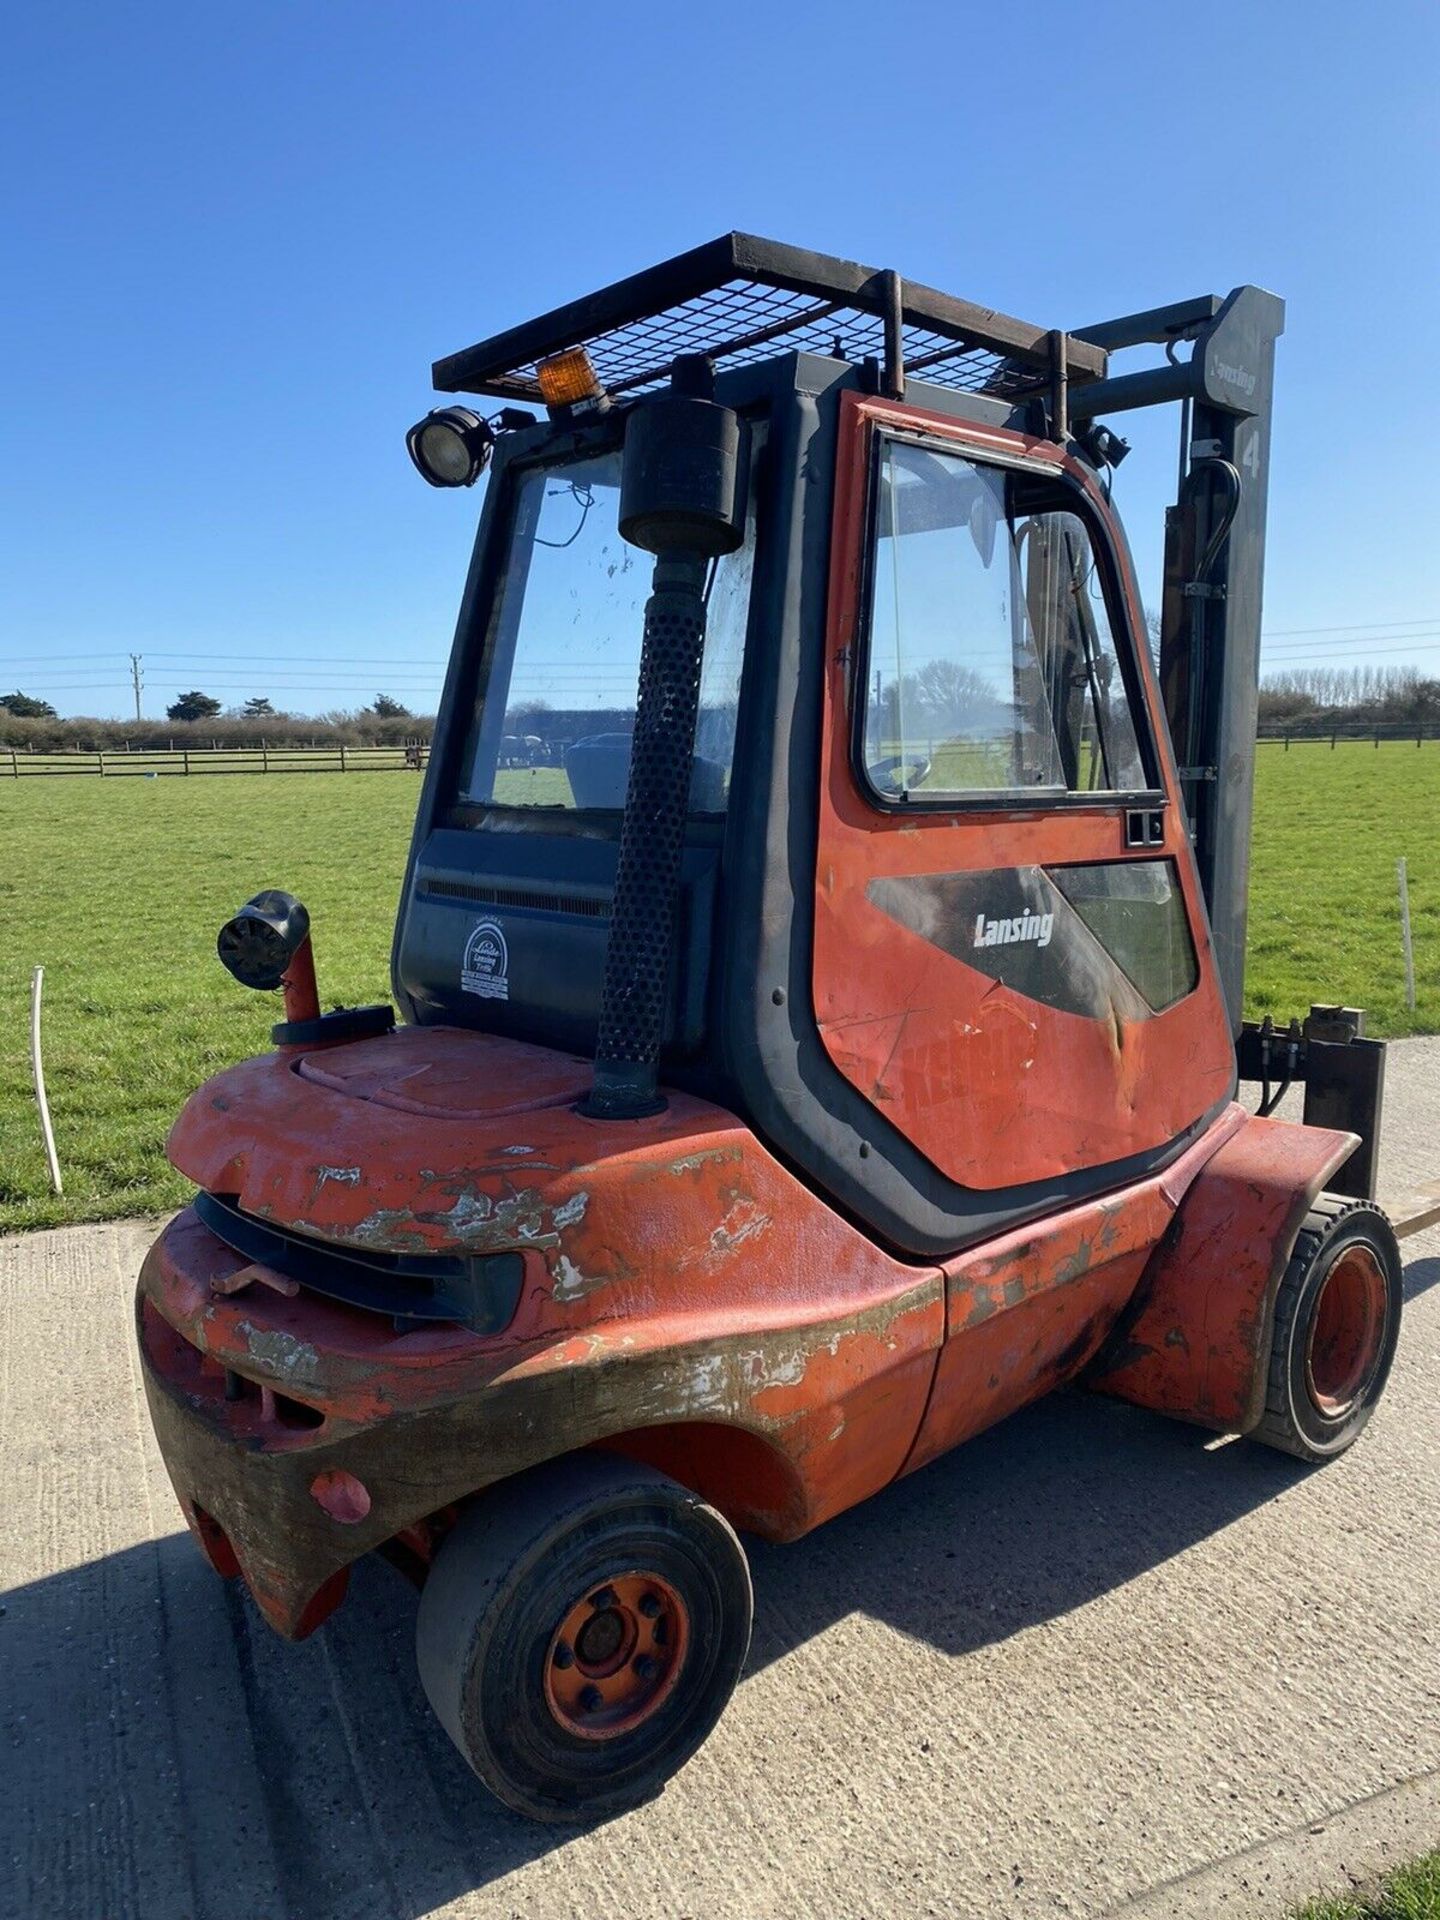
[1241,430,1262,480]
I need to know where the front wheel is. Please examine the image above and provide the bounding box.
[415,1454,752,1821]
[1251,1195,1402,1463]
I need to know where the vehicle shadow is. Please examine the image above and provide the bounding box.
[1403,1253,1439,1301]
[1,1383,1307,1920]
[746,1383,1306,1674]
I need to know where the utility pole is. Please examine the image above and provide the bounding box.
[129,653,143,721]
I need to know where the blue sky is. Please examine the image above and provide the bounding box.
[3,0,1437,720]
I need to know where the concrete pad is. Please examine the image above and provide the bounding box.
[3,1049,1438,1920]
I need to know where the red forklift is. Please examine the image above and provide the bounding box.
[137,236,1402,1820]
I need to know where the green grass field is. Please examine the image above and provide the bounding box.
[1246,741,1439,1035]
[0,773,420,1232]
[1294,1849,1440,1920]
[2,741,1437,1233]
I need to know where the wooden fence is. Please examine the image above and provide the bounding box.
[1257,724,1439,750]
[8,728,1434,777]
[5,743,430,778]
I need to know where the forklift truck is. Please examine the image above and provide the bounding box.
[136,236,1403,1820]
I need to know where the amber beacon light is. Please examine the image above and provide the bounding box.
[536,345,606,411]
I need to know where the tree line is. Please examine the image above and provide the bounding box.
[0,691,429,751]
[5,659,1437,752]
[1258,664,1440,730]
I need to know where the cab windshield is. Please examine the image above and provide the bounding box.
[456,444,755,812]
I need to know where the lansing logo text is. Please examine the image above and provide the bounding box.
[973,909,1053,951]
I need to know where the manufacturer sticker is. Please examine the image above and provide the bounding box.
[461,920,509,1001]
[973,909,1053,951]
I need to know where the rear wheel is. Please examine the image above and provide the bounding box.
[415,1453,752,1821]
[1251,1195,1402,1463]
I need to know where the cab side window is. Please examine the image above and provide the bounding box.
[861,438,1149,802]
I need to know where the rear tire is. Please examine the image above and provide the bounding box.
[1251,1195,1402,1463]
[415,1453,752,1821]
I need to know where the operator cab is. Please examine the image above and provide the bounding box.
[393,236,1280,1255]
[396,402,762,1063]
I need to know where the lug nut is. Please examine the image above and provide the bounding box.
[588,1586,617,1611]
[552,1642,574,1670]
[638,1593,662,1618]
[633,1654,658,1680]
[579,1685,604,1713]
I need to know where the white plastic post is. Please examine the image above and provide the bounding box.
[1398,858,1416,1013]
[30,966,63,1195]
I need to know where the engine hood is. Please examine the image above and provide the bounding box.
[166,1024,740,1259]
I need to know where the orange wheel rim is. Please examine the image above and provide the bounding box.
[1306,1245,1387,1416]
[543,1571,690,1741]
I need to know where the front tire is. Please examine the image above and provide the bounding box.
[416,1453,752,1821]
[1251,1195,1402,1463]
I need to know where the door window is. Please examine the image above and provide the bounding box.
[861,438,1149,803]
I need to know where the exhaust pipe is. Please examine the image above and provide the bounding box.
[580,357,748,1120]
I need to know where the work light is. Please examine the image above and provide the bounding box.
[405,407,495,487]
[1080,422,1131,470]
[217,890,310,991]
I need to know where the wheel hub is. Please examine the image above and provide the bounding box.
[544,1571,689,1741]
[575,1606,627,1667]
[1306,1244,1387,1416]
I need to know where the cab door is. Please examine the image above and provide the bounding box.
[812,390,1234,1200]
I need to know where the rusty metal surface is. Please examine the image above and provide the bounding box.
[1085,1113,1360,1430]
[906,1105,1248,1470]
[140,1023,1283,1641]
[812,391,1236,1191]
[140,1223,939,1637]
[145,1018,1375,1642]
[145,1030,950,1631]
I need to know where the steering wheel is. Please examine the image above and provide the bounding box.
[869,752,932,795]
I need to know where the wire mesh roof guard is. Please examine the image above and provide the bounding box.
[432,233,1107,406]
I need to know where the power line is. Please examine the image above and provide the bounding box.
[14,621,1440,669]
[0,652,127,665]
[20,669,450,686]
[143,651,448,665]
[1259,637,1440,660]
[1262,617,1440,637]
[1261,641,1440,662]
[0,650,451,670]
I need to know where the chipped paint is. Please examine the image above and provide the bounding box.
[708,1198,772,1257]
[751,1347,808,1390]
[140,1028,1273,1650]
[1086,1113,1358,1430]
[336,1183,567,1254]
[669,1145,743,1175]
[238,1323,320,1383]
[137,1168,945,1637]
[682,1352,730,1414]
[551,1255,609,1305]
